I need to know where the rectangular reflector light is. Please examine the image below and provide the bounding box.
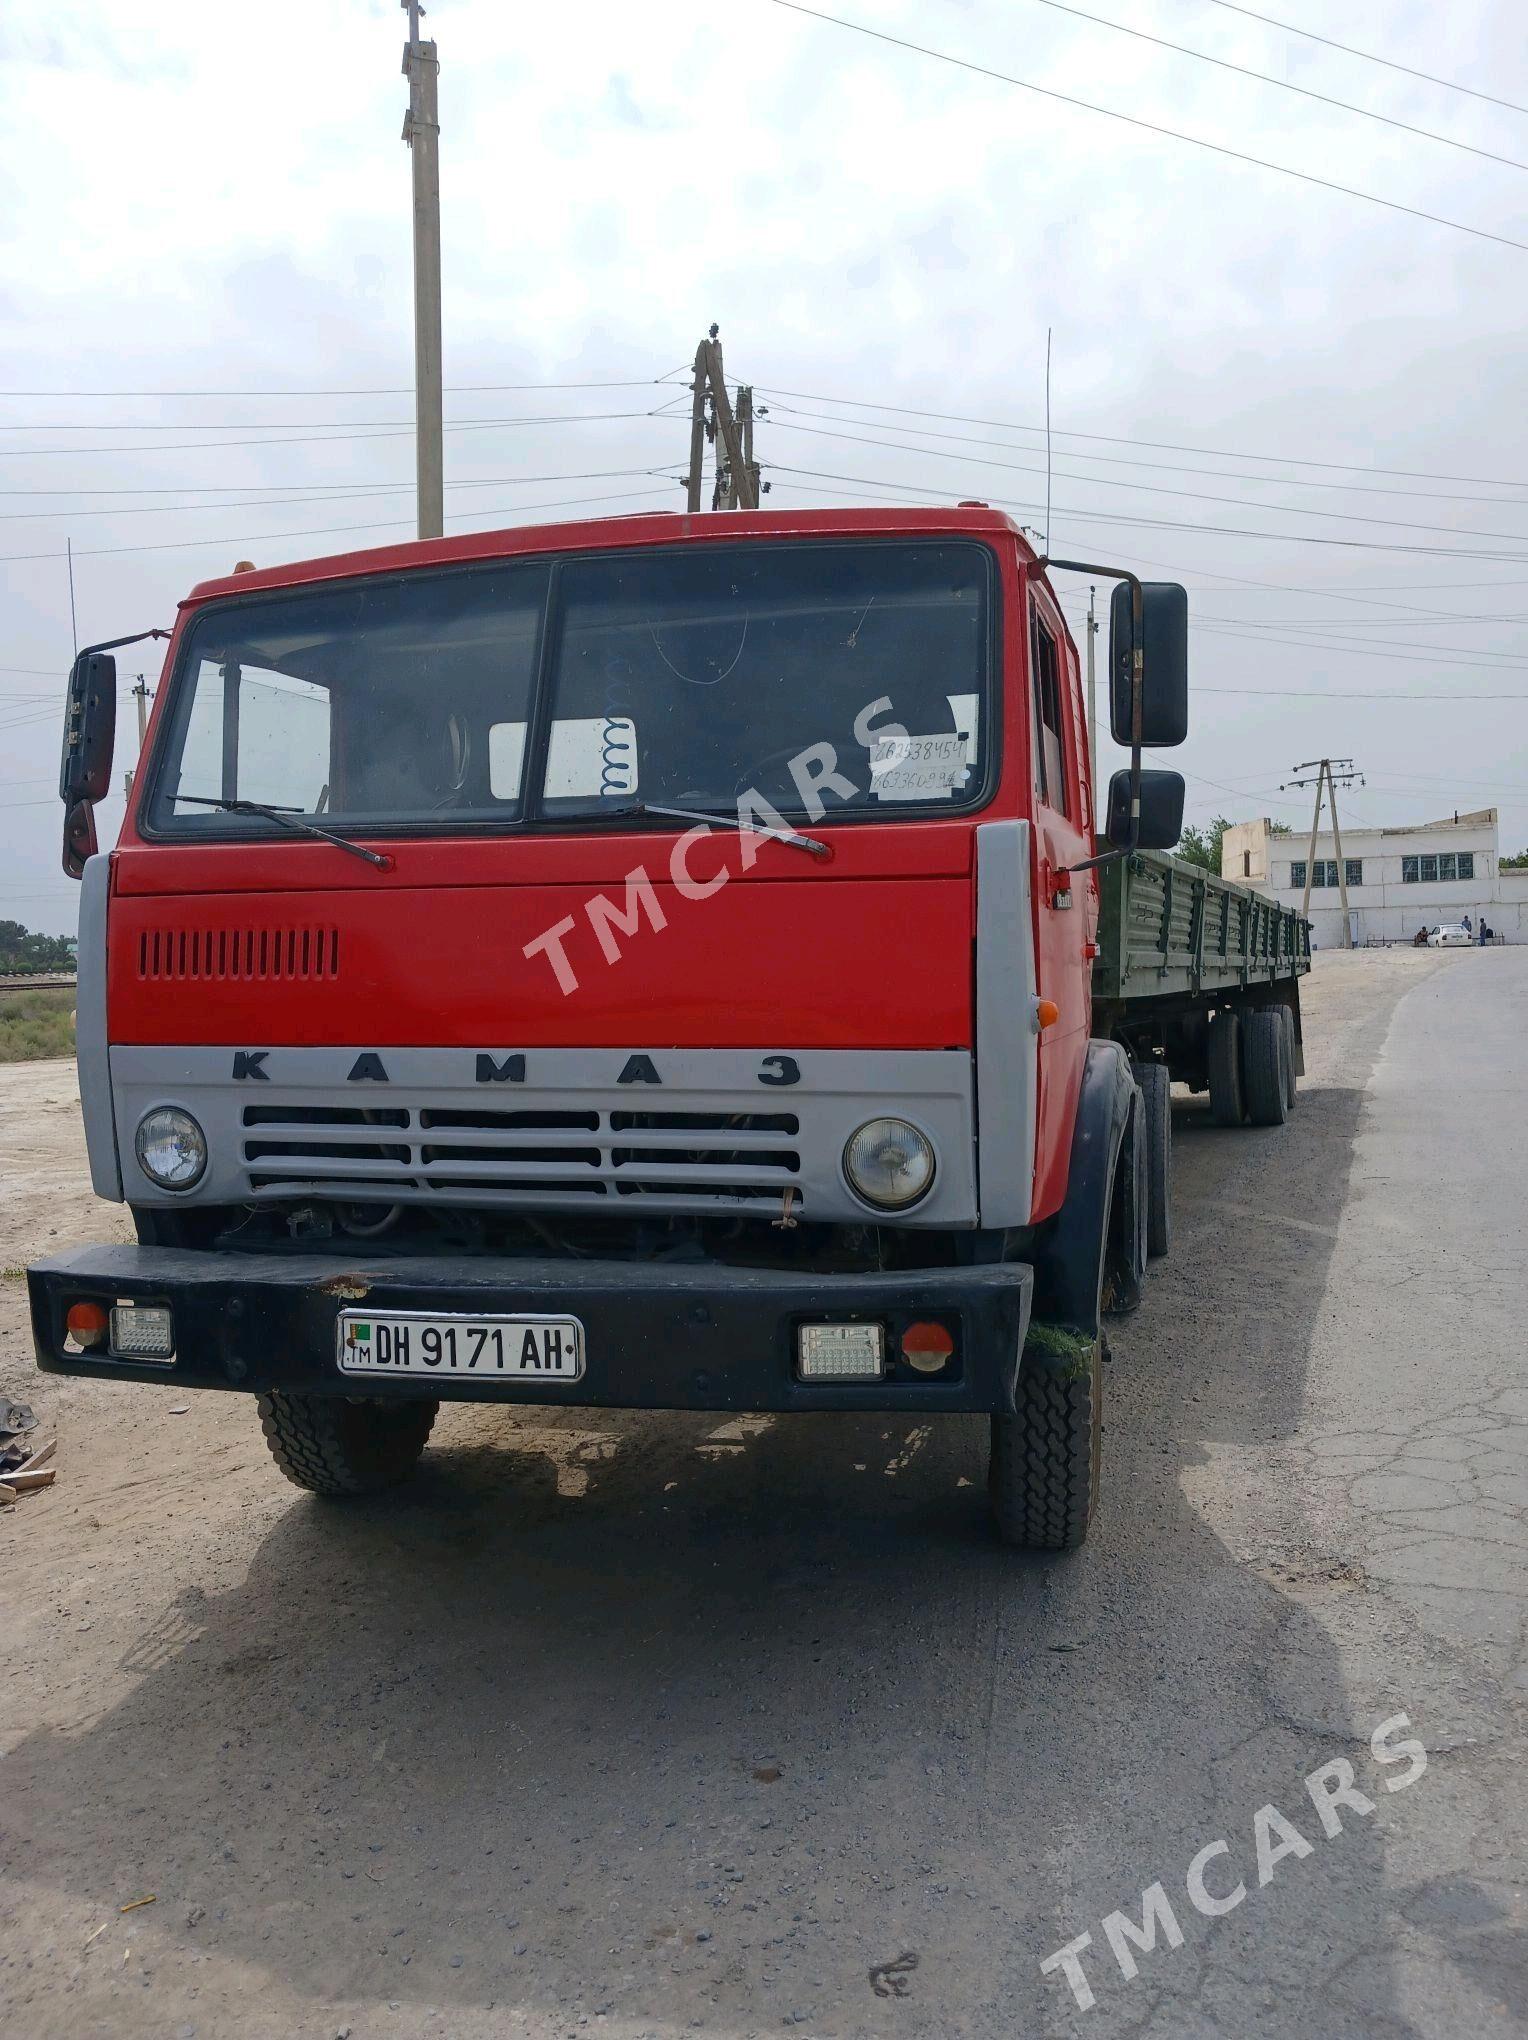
[110,1303,175,1360]
[797,1322,884,1380]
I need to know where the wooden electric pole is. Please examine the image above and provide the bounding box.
[1282,757,1364,946]
[684,328,760,511]
[402,1,444,540]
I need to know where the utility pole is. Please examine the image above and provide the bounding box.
[1085,584,1098,831]
[685,333,710,513]
[1281,757,1364,946]
[683,328,760,512]
[737,386,761,509]
[401,0,443,540]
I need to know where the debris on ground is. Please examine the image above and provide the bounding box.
[869,1951,918,1998]
[1,1431,57,1498]
[0,1396,37,1437]
[119,1895,156,1913]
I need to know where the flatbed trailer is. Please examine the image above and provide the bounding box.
[1097,846,1312,1132]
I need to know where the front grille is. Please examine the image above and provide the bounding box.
[238,1101,803,1214]
[137,924,340,982]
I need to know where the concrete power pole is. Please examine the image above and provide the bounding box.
[1282,756,1364,946]
[402,1,444,540]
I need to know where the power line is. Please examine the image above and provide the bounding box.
[763,461,1528,560]
[756,384,1528,492]
[0,467,675,524]
[764,415,1528,545]
[1021,0,1528,174]
[0,410,680,462]
[1200,0,1528,121]
[0,372,690,398]
[764,397,1528,510]
[0,481,682,566]
[766,0,1528,252]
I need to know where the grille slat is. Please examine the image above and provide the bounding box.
[236,1092,804,1212]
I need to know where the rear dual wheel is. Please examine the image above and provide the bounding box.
[1241,1009,1289,1128]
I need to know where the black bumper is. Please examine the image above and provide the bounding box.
[28,1245,1033,1414]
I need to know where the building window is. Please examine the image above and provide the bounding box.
[1420,855,1438,882]
[1242,851,1252,878]
[1459,852,1474,880]
[1345,859,1362,888]
[1308,859,1340,888]
[1438,852,1457,882]
[1402,856,1418,883]
[1290,860,1306,889]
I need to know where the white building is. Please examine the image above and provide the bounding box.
[1221,807,1528,947]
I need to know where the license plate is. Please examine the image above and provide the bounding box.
[336,1310,584,1381]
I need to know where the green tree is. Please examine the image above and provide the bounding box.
[1174,816,1233,873]
[0,920,76,974]
[1502,848,1528,870]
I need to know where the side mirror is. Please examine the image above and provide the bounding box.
[1105,768,1185,852]
[59,651,117,804]
[1109,581,1188,747]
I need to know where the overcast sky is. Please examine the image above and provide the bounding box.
[3,0,1527,932]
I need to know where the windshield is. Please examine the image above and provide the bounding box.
[146,538,994,838]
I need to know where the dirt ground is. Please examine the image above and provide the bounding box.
[3,947,1524,2040]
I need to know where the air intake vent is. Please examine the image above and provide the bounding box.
[136,925,340,982]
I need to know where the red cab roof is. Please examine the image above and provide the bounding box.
[182,503,1035,608]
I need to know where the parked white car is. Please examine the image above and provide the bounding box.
[1426,924,1474,947]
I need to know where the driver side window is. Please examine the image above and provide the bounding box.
[1030,610,1070,818]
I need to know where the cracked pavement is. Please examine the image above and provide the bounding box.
[1,945,1524,2037]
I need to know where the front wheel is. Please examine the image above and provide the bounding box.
[989,1331,1102,1552]
[258,1391,438,1497]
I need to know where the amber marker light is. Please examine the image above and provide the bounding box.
[1036,999,1061,1029]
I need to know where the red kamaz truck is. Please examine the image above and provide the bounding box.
[29,505,1308,1548]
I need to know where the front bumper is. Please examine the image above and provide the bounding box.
[28,1245,1033,1414]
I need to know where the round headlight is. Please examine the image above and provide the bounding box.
[135,1107,207,1191]
[843,1117,936,1210]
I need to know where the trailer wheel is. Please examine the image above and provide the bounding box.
[989,1333,1102,1552]
[257,1391,437,1497]
[1207,1010,1245,1127]
[1279,1005,1298,1110]
[1241,1009,1289,1128]
[1133,1061,1172,1259]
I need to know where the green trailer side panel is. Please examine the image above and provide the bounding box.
[1093,850,1311,1008]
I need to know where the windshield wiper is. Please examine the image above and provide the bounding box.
[557,800,830,861]
[176,796,393,870]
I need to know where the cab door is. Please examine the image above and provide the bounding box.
[1027,585,1094,1222]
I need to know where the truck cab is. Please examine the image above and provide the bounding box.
[30,505,1188,1549]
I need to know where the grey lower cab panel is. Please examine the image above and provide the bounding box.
[111,1044,980,1228]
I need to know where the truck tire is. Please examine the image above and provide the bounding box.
[1133,1061,1172,1259]
[1241,1008,1289,1128]
[257,1391,437,1497]
[1279,1005,1298,1110]
[1207,1010,1245,1127]
[989,1333,1102,1552]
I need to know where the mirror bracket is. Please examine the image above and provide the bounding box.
[1031,557,1146,877]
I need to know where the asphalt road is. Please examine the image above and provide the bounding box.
[2,947,1525,2039]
